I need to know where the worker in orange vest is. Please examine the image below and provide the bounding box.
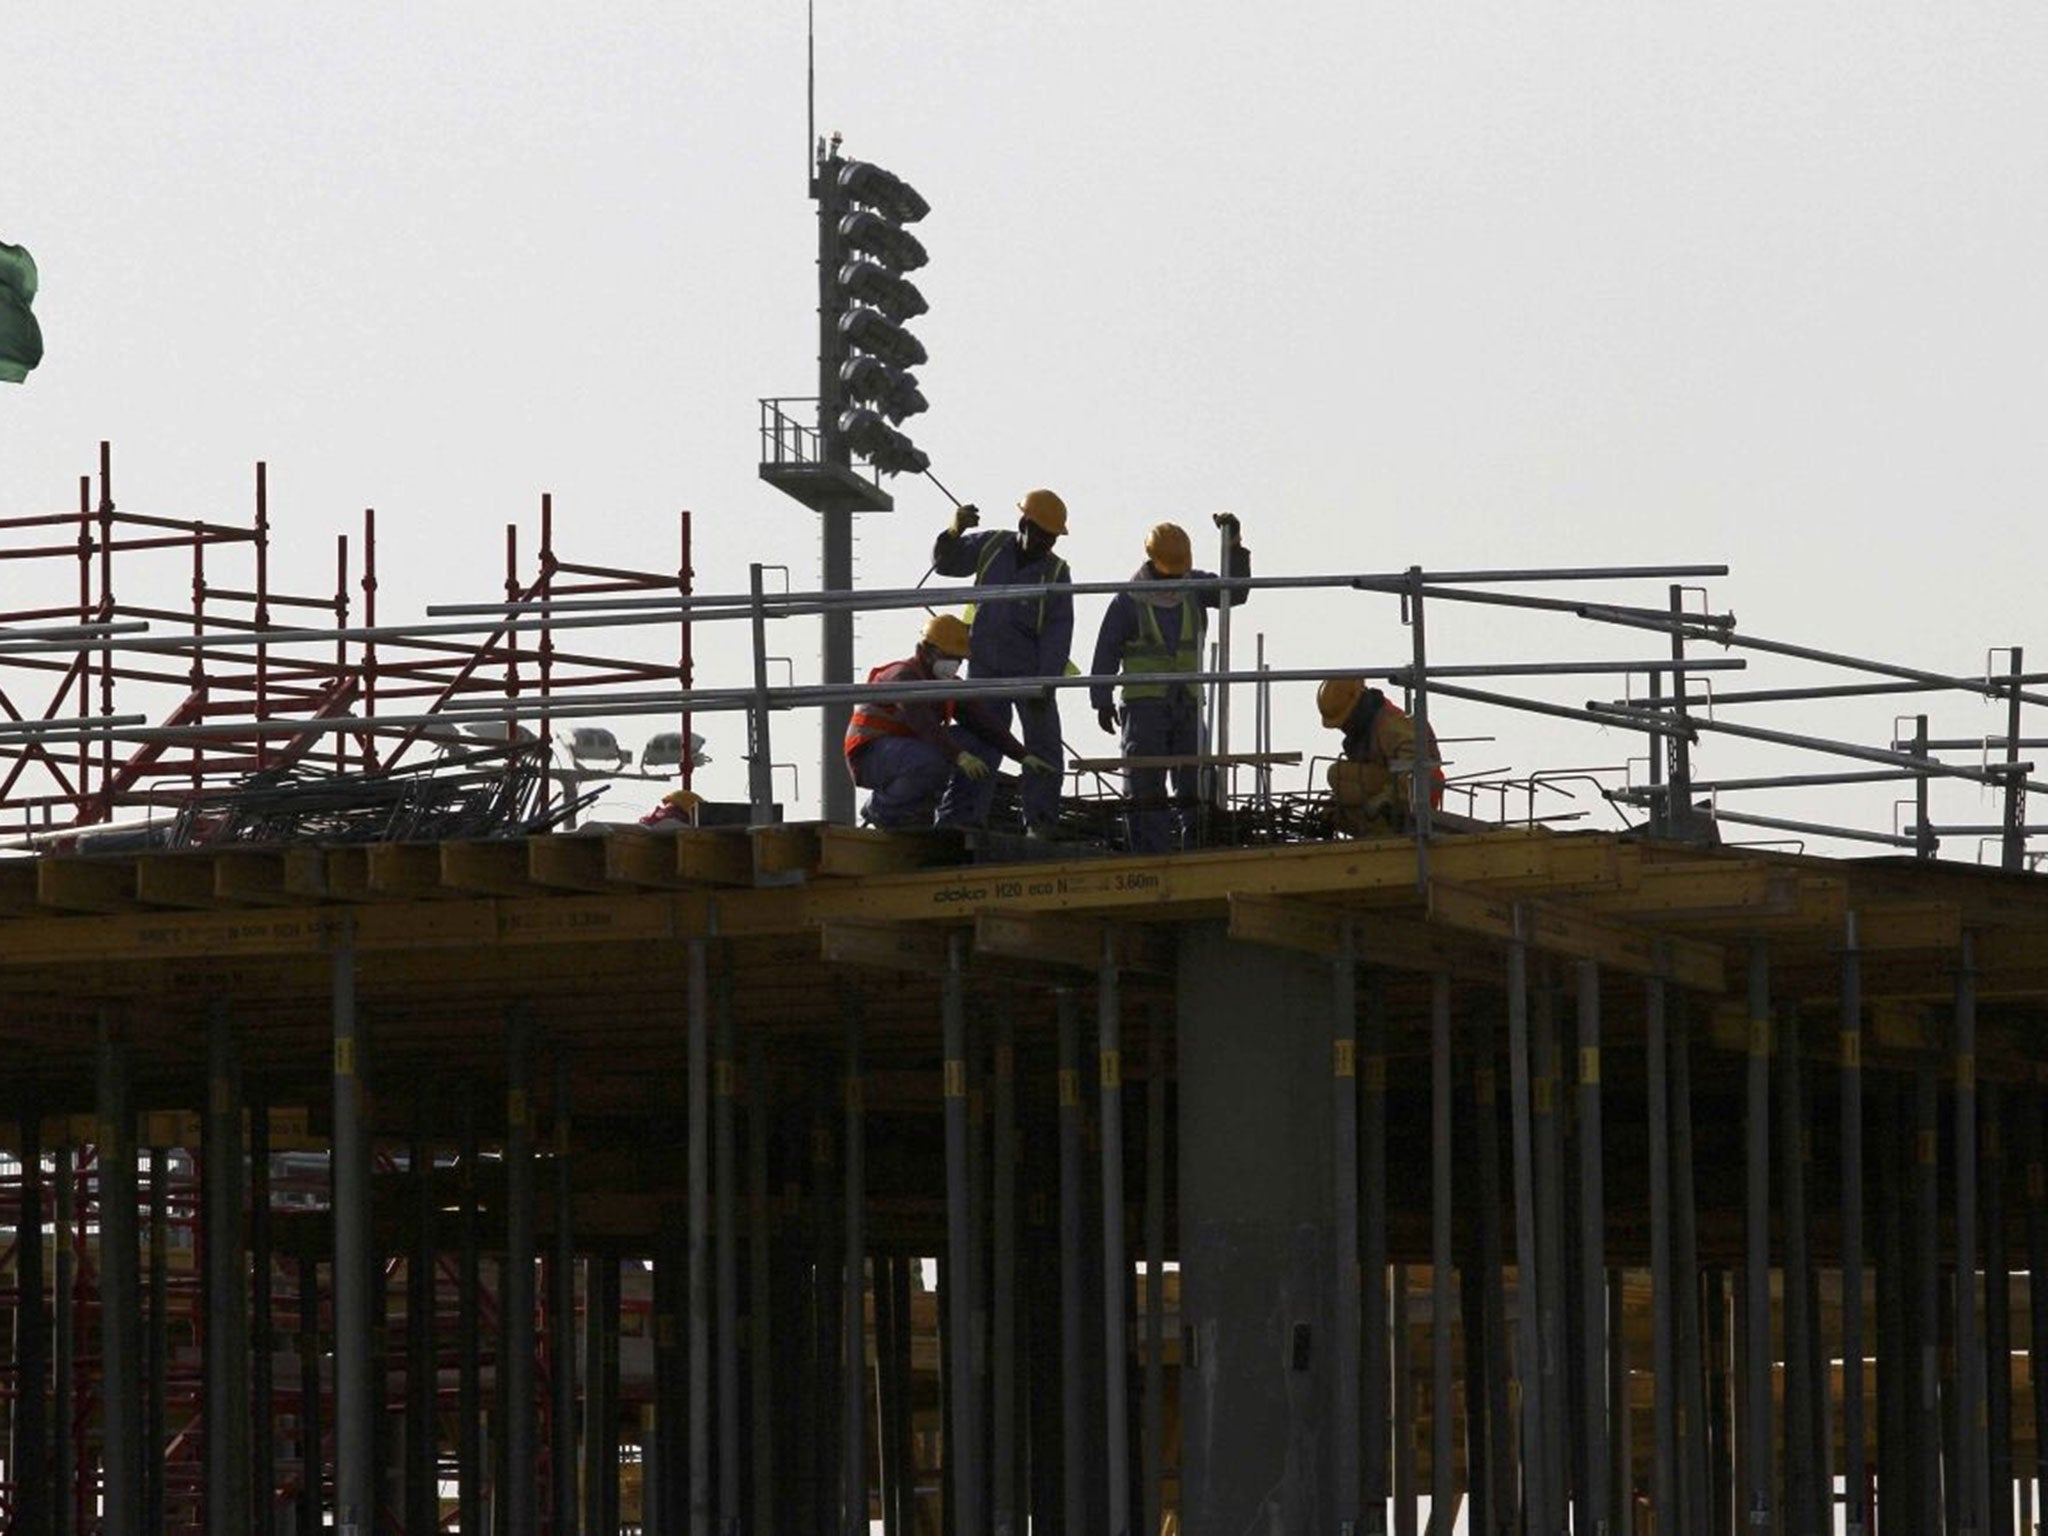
[844,613,1057,828]
[1317,676,1445,834]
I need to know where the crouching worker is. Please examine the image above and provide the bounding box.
[1317,676,1445,834]
[843,613,1058,829]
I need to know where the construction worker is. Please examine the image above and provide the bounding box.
[1089,517,1251,854]
[843,613,1056,829]
[639,787,702,828]
[929,488,1073,833]
[1317,675,1445,834]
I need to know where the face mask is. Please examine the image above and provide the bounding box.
[931,656,962,679]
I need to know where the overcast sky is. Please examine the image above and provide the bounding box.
[4,7,2046,848]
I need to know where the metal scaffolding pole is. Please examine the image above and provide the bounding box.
[1839,921,1868,1536]
[2029,1094,2048,1536]
[1333,935,1362,1533]
[1647,977,1678,1535]
[842,992,868,1536]
[207,1005,252,1536]
[1506,936,1548,1535]
[408,1100,438,1536]
[995,1006,1022,1536]
[1985,1081,2012,1536]
[1954,933,1987,1535]
[250,1097,275,1536]
[1670,1009,1711,1536]
[1473,1003,1513,1536]
[1141,1016,1166,1536]
[1057,987,1088,1536]
[552,1060,578,1536]
[458,1099,483,1536]
[1394,1263,1416,1536]
[15,1104,47,1536]
[99,1021,143,1536]
[747,1033,775,1536]
[1533,982,1569,1531]
[1742,941,1773,1536]
[943,933,982,1535]
[1364,970,1392,1536]
[54,1141,75,1536]
[1431,973,1457,1533]
[687,937,712,1536]
[1914,1066,1942,1535]
[1779,1005,1818,1535]
[332,939,373,1536]
[147,1146,168,1536]
[1574,960,1609,1536]
[716,978,742,1535]
[504,1008,538,1536]
[296,1255,323,1536]
[581,1251,611,1536]
[1099,938,1132,1536]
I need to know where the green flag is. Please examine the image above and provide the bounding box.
[0,241,44,383]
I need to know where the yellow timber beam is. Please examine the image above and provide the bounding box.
[819,919,956,973]
[972,911,1174,975]
[1427,880,1725,992]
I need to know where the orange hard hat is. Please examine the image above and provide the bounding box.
[1017,488,1068,536]
[1145,522,1193,577]
[921,612,972,657]
[1318,676,1366,729]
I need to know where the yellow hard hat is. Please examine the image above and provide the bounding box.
[1318,676,1367,730]
[921,611,972,657]
[1146,521,1192,577]
[1017,488,1068,536]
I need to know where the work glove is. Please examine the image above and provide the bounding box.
[950,503,980,535]
[1213,510,1241,536]
[956,752,991,781]
[1097,706,1118,736]
[1021,754,1057,776]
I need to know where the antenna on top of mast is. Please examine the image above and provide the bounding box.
[807,0,816,177]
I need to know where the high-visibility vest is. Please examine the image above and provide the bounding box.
[843,661,941,758]
[964,532,1067,630]
[1119,594,1203,703]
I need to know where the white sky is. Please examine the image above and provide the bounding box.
[4,7,2047,848]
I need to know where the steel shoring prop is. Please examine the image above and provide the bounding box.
[1742,942,1773,1536]
[746,1034,775,1536]
[1531,984,1569,1533]
[1913,1067,1943,1533]
[994,1005,1022,1536]
[1573,961,1609,1536]
[1429,973,1457,1536]
[503,1008,539,1536]
[686,937,713,1536]
[1954,932,1988,1535]
[1056,989,1088,1536]
[331,933,373,1536]
[1840,918,1869,1536]
[1984,1082,2014,1536]
[1670,1008,1711,1536]
[942,935,982,1536]
[1098,934,1132,1536]
[1779,1004,1819,1534]
[1141,1018,1166,1536]
[1362,971,1392,1536]
[841,989,868,1536]
[549,1060,577,1536]
[1472,1007,1514,1536]
[98,1017,142,1536]
[715,975,743,1536]
[1645,974,1678,1536]
[1332,930,1362,1534]
[2029,1095,2048,1536]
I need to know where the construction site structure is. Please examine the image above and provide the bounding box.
[4,448,2048,1536]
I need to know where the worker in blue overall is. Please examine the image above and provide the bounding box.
[929,488,1074,834]
[1088,517,1251,854]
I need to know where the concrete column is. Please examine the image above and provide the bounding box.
[1176,921,1332,1535]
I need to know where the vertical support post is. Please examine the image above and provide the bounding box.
[1431,973,1457,1534]
[747,1033,775,1536]
[1473,999,1513,1536]
[1985,1081,2012,1536]
[55,1141,75,1536]
[408,1098,438,1536]
[1533,979,1569,1531]
[994,1006,1022,1536]
[251,1097,276,1536]
[716,977,742,1535]
[1647,975,1677,1536]
[148,1146,168,1536]
[1575,960,1609,1536]
[1393,1263,1416,1536]
[1955,932,1987,1535]
[1914,715,1937,859]
[504,1008,538,1536]
[1405,566,1434,879]
[889,1257,916,1536]
[581,1251,612,1536]
[1141,1016,1166,1536]
[1666,584,1694,830]
[1099,934,1132,1536]
[2027,1092,2048,1536]
[943,932,982,1535]
[1840,918,1868,1536]
[297,1255,323,1536]
[842,991,868,1536]
[1780,1005,1818,1536]
[552,1060,579,1536]
[1505,933,1548,1535]
[207,1004,252,1536]
[1057,987,1088,1536]
[15,1104,47,1536]
[1914,1066,1943,1535]
[746,564,775,822]
[2001,646,2026,871]
[1671,1010,1711,1536]
[1742,941,1773,1534]
[687,938,713,1536]
[1333,928,1362,1533]
[332,935,373,1536]
[1363,970,1391,1536]
[459,1098,483,1536]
